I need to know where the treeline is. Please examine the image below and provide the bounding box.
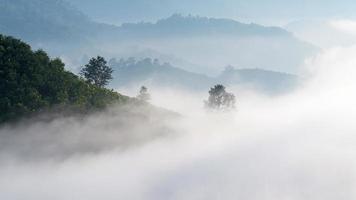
[0,35,129,123]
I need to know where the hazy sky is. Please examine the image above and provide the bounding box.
[68,0,356,25]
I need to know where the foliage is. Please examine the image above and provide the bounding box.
[205,84,236,111]
[80,56,113,87]
[137,86,151,102]
[0,35,128,123]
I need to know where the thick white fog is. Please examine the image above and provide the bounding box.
[1,46,356,199]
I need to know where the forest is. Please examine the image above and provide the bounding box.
[0,34,129,123]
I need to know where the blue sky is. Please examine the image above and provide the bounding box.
[68,0,356,25]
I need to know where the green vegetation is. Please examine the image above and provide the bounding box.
[80,56,113,88]
[0,34,129,123]
[205,84,236,111]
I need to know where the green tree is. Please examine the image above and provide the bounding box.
[0,35,128,123]
[137,86,151,102]
[80,56,113,87]
[205,84,236,111]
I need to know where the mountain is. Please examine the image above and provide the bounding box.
[0,0,317,74]
[117,14,289,38]
[109,58,213,90]
[218,67,298,93]
[0,34,178,160]
[109,58,298,94]
[0,0,91,42]
[0,0,119,57]
[110,14,318,74]
[67,0,356,26]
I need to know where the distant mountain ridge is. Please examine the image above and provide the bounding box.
[109,58,212,90]
[109,58,298,94]
[118,14,291,38]
[0,1,291,42]
[218,67,298,92]
[111,14,317,74]
[0,0,94,43]
[0,0,318,74]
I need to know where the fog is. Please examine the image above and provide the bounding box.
[68,0,356,26]
[285,19,356,49]
[2,46,356,199]
[99,36,314,75]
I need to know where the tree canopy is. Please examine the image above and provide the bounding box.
[205,84,236,111]
[0,35,128,123]
[137,86,151,102]
[80,56,113,87]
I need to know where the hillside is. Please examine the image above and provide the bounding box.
[0,34,129,123]
[0,0,119,57]
[0,34,178,160]
[0,0,91,42]
[218,67,298,93]
[117,14,290,38]
[111,14,317,74]
[109,58,298,93]
[109,58,213,90]
[0,0,317,74]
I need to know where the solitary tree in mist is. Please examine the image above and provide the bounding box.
[137,86,151,102]
[80,56,113,87]
[205,84,236,111]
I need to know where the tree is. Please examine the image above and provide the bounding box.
[80,56,113,87]
[205,84,236,111]
[137,86,151,102]
[0,35,127,123]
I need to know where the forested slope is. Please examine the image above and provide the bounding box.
[0,34,129,123]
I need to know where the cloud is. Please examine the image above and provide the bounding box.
[329,19,356,35]
[2,45,356,199]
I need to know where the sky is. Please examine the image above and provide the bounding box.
[68,0,356,25]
